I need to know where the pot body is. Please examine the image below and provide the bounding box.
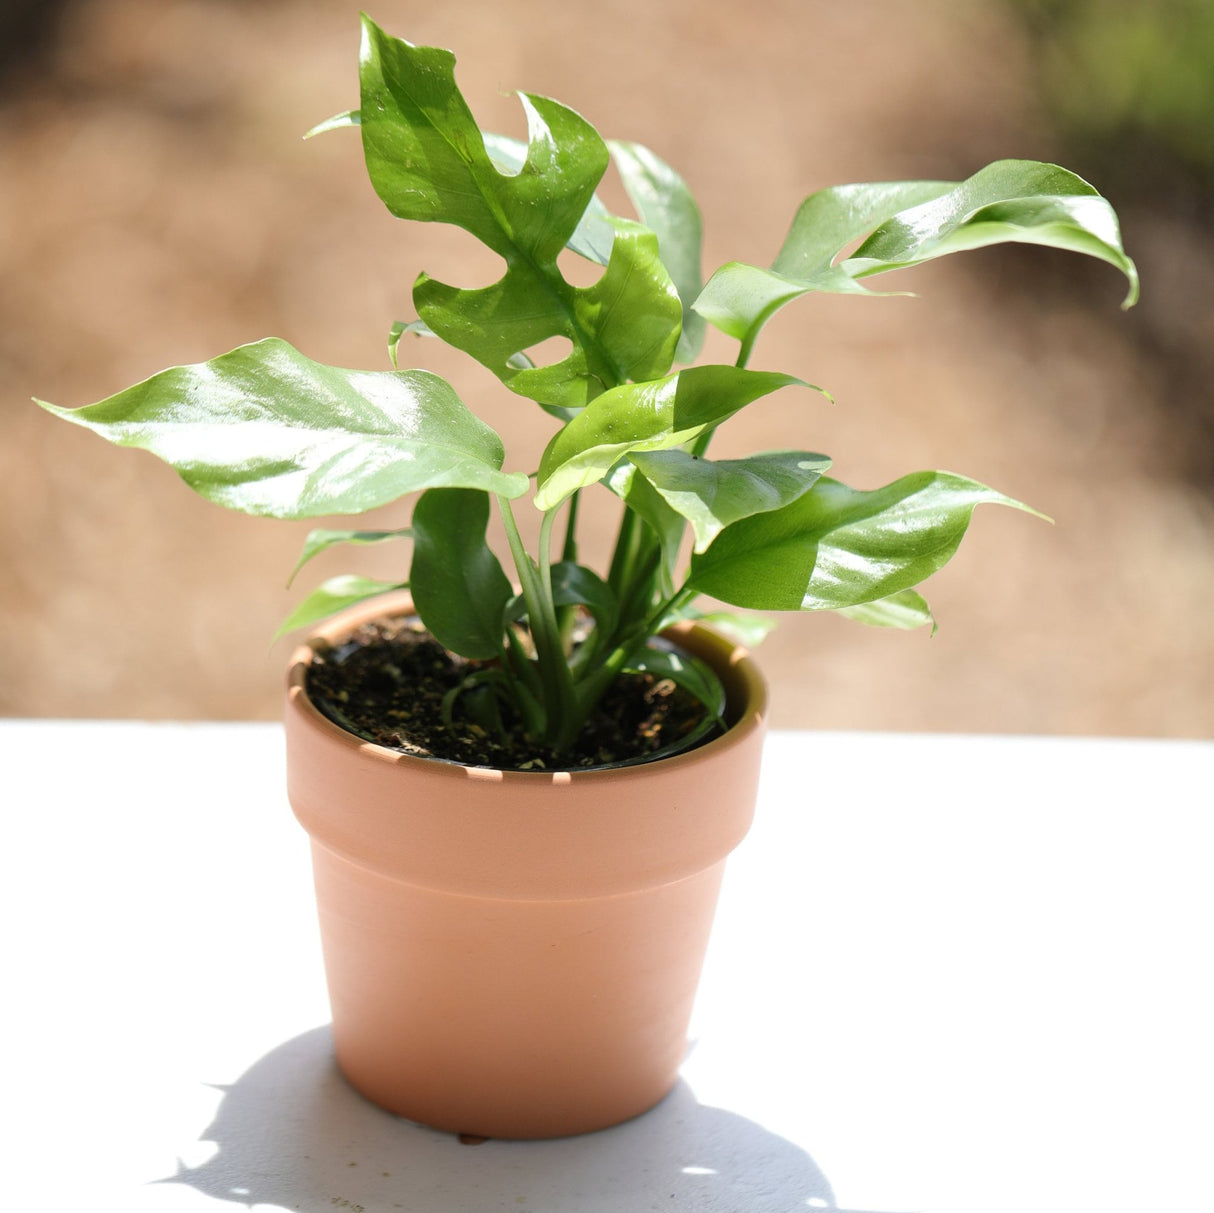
[284,593,767,1139]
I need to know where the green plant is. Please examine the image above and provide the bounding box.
[37,16,1138,759]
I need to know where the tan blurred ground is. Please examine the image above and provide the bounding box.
[2,0,1212,736]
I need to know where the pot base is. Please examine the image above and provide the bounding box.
[312,838,725,1140]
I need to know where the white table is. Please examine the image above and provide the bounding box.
[5,722,1212,1212]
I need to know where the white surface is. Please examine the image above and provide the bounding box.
[4,722,1212,1212]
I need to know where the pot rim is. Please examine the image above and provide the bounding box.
[286,590,767,785]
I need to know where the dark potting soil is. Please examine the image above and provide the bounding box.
[304,618,717,772]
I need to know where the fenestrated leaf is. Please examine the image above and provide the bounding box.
[483,132,616,265]
[687,471,1044,611]
[274,574,404,641]
[416,216,682,409]
[359,18,682,407]
[307,107,617,265]
[610,140,706,362]
[836,588,936,632]
[534,366,806,510]
[409,488,513,660]
[287,527,412,587]
[843,160,1139,307]
[35,338,528,517]
[630,448,832,553]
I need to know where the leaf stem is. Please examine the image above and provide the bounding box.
[497,496,580,751]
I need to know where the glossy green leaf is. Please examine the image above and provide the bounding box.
[609,140,706,362]
[359,18,682,407]
[483,132,616,265]
[836,588,936,632]
[694,182,956,357]
[416,216,682,409]
[274,574,404,641]
[535,366,806,509]
[35,338,528,517]
[287,527,412,587]
[842,160,1139,306]
[409,488,513,660]
[771,181,955,280]
[630,448,832,553]
[306,107,616,266]
[688,471,1043,611]
[695,161,1138,363]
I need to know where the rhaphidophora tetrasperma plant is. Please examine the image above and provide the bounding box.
[38,17,1139,757]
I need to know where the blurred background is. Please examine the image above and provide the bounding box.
[2,0,1211,736]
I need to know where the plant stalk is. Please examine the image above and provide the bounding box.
[497,496,580,752]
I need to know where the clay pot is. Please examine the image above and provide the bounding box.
[284,592,767,1139]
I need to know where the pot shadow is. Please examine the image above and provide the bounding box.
[158,1026,860,1212]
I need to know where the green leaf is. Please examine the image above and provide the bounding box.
[672,608,776,649]
[416,216,682,410]
[623,641,727,719]
[306,109,617,266]
[549,561,619,638]
[534,365,806,510]
[629,448,832,553]
[687,471,1044,611]
[836,588,936,633]
[609,140,706,362]
[843,160,1139,307]
[694,162,1138,362]
[483,132,616,265]
[409,488,513,660]
[358,18,682,407]
[287,527,412,587]
[693,181,958,356]
[35,338,528,517]
[387,318,434,369]
[304,108,360,139]
[274,574,403,641]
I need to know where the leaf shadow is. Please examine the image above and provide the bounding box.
[160,1025,851,1213]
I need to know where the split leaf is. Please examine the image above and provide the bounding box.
[359,17,682,408]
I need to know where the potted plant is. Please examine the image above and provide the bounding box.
[36,17,1138,1139]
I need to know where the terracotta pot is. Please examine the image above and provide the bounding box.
[284,591,767,1139]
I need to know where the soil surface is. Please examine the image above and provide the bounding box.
[305,619,714,771]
